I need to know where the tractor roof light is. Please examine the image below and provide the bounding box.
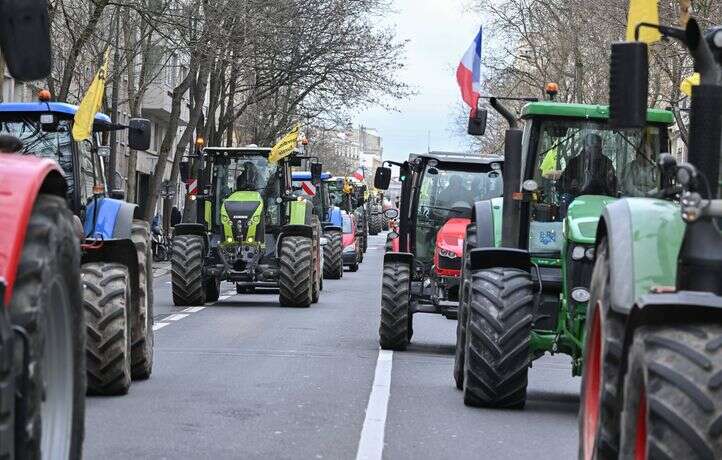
[545,82,559,100]
[38,89,52,102]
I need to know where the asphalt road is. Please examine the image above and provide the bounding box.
[84,234,580,459]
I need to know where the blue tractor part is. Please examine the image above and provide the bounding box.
[0,100,155,395]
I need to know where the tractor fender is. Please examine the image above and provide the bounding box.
[174,223,209,249]
[81,239,141,321]
[596,198,685,316]
[277,224,315,258]
[468,247,530,272]
[84,197,140,240]
[470,200,495,248]
[322,225,342,233]
[617,291,722,391]
[327,206,343,227]
[0,156,67,305]
[384,252,413,268]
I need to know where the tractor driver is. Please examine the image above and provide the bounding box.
[438,174,467,207]
[236,162,259,191]
[559,133,617,197]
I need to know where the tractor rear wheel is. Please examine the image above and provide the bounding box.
[130,220,154,380]
[83,262,132,395]
[463,268,533,408]
[171,234,205,306]
[454,224,477,390]
[6,194,84,458]
[579,239,625,458]
[279,236,314,308]
[379,262,412,350]
[205,277,220,302]
[619,323,722,459]
[323,230,343,279]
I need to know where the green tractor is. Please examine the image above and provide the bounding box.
[454,91,674,409]
[579,20,722,458]
[172,146,323,308]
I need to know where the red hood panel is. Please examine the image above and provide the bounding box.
[436,218,470,252]
[342,233,355,247]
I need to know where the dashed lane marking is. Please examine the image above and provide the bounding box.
[152,322,170,331]
[183,306,206,313]
[356,349,393,460]
[165,313,189,321]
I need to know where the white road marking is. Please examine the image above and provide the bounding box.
[219,295,231,301]
[165,314,189,321]
[165,281,172,284]
[152,322,169,331]
[183,306,206,313]
[356,349,393,460]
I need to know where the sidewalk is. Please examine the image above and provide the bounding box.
[153,261,171,278]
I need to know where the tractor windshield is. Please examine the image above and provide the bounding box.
[415,163,503,263]
[326,179,348,209]
[211,155,279,226]
[0,118,102,204]
[533,120,662,201]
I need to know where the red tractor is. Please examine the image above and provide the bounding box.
[0,1,85,457]
[342,212,363,272]
[374,152,504,350]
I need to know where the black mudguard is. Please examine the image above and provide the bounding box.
[174,223,209,249]
[82,238,140,320]
[280,224,314,240]
[322,225,342,233]
[471,200,495,248]
[384,251,414,267]
[595,201,636,315]
[468,247,531,272]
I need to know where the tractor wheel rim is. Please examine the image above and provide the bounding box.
[635,385,648,460]
[41,277,73,458]
[582,303,602,460]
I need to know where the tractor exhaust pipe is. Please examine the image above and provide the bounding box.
[490,98,522,248]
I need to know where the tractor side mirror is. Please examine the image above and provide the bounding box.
[179,162,190,183]
[609,42,649,129]
[467,108,488,136]
[128,118,151,151]
[0,0,51,81]
[374,166,391,190]
[311,162,323,183]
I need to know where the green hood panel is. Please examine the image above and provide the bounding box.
[565,195,617,244]
[491,197,503,248]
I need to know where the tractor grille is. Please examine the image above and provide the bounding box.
[438,256,461,271]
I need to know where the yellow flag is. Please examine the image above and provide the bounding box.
[269,124,300,163]
[626,0,662,43]
[680,72,700,97]
[72,49,110,141]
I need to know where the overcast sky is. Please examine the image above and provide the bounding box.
[352,0,482,163]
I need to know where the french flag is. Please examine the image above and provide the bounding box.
[456,27,483,117]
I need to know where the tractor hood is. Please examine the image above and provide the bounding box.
[565,195,617,244]
[434,217,470,277]
[221,191,264,243]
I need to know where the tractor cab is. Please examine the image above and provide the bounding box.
[0,100,150,215]
[292,171,342,227]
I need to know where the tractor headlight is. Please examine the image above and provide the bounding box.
[571,245,586,260]
[585,247,595,260]
[571,287,591,303]
[439,248,457,259]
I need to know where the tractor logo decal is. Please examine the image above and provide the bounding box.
[539,230,557,246]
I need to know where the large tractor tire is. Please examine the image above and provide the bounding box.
[83,263,132,396]
[323,230,343,279]
[130,220,154,380]
[454,224,476,390]
[463,268,533,408]
[579,238,625,459]
[205,277,221,302]
[171,234,205,306]
[379,262,412,350]
[279,236,314,308]
[619,323,722,459]
[5,194,84,458]
[369,210,383,235]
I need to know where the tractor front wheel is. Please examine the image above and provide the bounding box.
[323,230,343,279]
[171,234,205,306]
[5,194,84,458]
[205,277,221,302]
[130,220,154,380]
[83,263,132,396]
[379,262,412,350]
[279,236,314,308]
[463,268,533,408]
[619,323,722,459]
